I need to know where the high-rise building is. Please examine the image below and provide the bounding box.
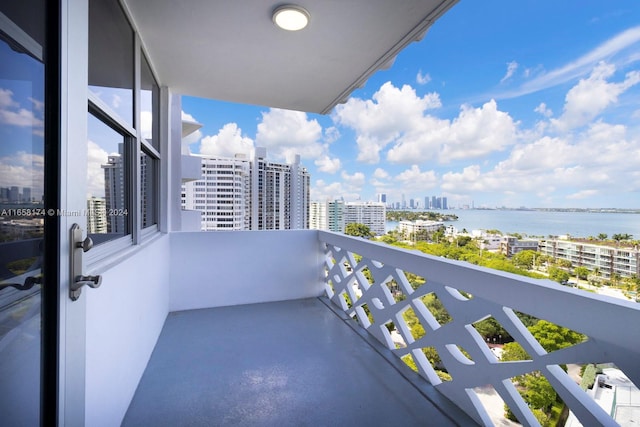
[87,197,107,234]
[344,202,386,236]
[431,196,437,210]
[9,186,19,203]
[310,200,344,232]
[376,193,387,203]
[250,148,309,230]
[102,147,126,233]
[182,155,251,230]
[22,187,31,203]
[182,148,309,231]
[442,196,448,210]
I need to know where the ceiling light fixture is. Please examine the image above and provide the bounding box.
[273,5,310,31]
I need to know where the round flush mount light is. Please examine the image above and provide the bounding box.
[273,5,310,31]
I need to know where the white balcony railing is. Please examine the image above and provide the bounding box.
[318,231,640,427]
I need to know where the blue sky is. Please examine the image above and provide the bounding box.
[181,1,640,209]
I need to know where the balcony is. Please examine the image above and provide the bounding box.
[70,229,640,426]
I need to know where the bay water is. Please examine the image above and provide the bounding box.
[386,210,640,239]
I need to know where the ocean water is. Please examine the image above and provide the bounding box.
[386,210,640,239]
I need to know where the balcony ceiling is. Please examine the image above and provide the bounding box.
[122,0,458,114]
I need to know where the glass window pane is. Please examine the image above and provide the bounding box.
[88,0,134,125]
[140,150,157,228]
[0,16,44,426]
[140,53,159,150]
[87,113,130,244]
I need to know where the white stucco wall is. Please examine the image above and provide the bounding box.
[84,235,170,427]
[169,230,325,312]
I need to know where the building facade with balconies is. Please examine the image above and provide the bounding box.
[539,238,640,279]
[344,201,386,236]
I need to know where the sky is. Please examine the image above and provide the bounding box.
[181,1,640,209]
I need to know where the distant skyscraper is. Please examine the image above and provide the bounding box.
[424,196,429,209]
[431,196,437,210]
[22,187,31,202]
[401,194,406,209]
[9,186,19,203]
[102,145,126,233]
[442,196,448,210]
[409,198,415,209]
[376,193,387,203]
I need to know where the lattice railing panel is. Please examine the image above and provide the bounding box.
[319,231,640,427]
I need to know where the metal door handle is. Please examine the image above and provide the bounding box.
[69,224,102,301]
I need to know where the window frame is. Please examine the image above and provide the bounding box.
[86,0,162,265]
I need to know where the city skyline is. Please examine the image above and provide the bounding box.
[175,2,640,209]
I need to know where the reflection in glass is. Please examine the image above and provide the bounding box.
[0,16,44,426]
[87,113,130,244]
[141,150,157,228]
[141,53,159,150]
[88,0,134,125]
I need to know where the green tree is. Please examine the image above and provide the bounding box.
[612,233,633,243]
[523,373,557,412]
[501,342,531,361]
[528,320,584,352]
[345,223,374,238]
[455,235,473,247]
[512,250,536,270]
[548,267,570,283]
[597,233,608,240]
[574,266,590,280]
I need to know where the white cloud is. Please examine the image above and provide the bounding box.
[534,102,553,118]
[566,189,599,200]
[0,88,17,108]
[373,168,390,179]
[0,152,45,200]
[500,61,519,83]
[111,94,122,109]
[334,82,441,163]
[140,110,152,140]
[256,108,323,163]
[501,25,640,99]
[387,99,517,164]
[29,97,44,111]
[441,119,640,204]
[315,155,341,173]
[182,111,197,122]
[200,123,254,158]
[416,70,432,85]
[0,88,44,129]
[86,140,109,198]
[394,165,438,192]
[324,126,340,144]
[341,171,365,187]
[552,62,640,131]
[311,180,355,202]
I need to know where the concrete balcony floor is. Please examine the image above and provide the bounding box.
[122,297,476,426]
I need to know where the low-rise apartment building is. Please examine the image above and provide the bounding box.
[539,239,640,279]
[500,236,539,257]
[398,220,444,240]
